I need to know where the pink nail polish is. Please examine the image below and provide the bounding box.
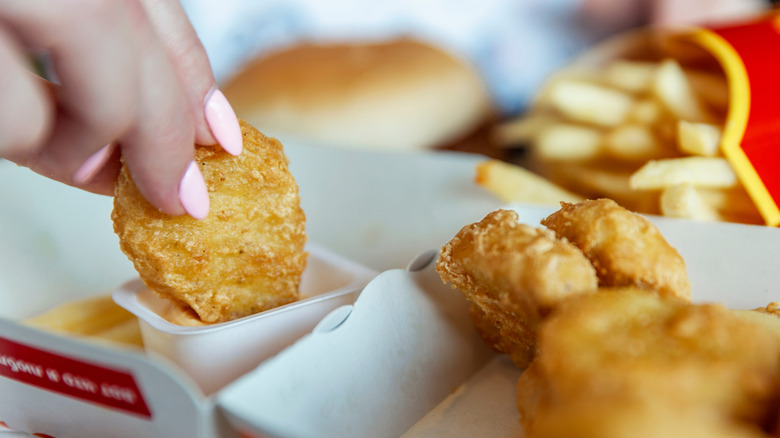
[73,143,115,185]
[178,161,209,219]
[205,89,242,156]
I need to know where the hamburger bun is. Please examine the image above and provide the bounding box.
[222,38,494,151]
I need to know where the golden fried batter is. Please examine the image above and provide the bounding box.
[112,120,307,324]
[517,289,780,438]
[751,302,780,319]
[436,209,598,367]
[541,199,691,301]
[467,303,531,367]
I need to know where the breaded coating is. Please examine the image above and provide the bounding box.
[436,209,598,367]
[541,198,691,301]
[751,302,780,318]
[467,303,530,368]
[112,120,307,324]
[517,289,780,438]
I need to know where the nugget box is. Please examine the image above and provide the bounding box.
[3,184,780,437]
[0,140,501,437]
[215,204,780,438]
[0,241,377,438]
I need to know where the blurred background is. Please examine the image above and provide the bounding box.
[182,0,611,161]
[179,0,769,158]
[0,0,774,315]
[183,0,597,115]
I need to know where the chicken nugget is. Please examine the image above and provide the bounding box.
[518,288,780,438]
[112,120,307,324]
[751,302,780,319]
[467,303,531,367]
[436,209,598,367]
[541,198,691,301]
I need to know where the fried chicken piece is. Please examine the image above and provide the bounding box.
[467,303,531,367]
[436,209,598,367]
[517,288,780,438]
[112,120,307,324]
[541,199,691,301]
[752,302,780,318]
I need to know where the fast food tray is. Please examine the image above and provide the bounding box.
[217,204,780,438]
[2,141,780,437]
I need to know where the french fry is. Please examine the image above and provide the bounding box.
[630,157,738,190]
[548,163,660,214]
[547,80,634,126]
[652,118,679,146]
[604,60,659,93]
[93,319,144,347]
[23,294,142,348]
[660,184,721,221]
[475,160,583,205]
[627,98,665,125]
[677,120,721,157]
[493,114,558,146]
[697,187,761,218]
[572,166,634,199]
[652,59,712,123]
[531,70,603,108]
[488,43,759,225]
[666,186,763,224]
[604,124,664,161]
[685,69,730,112]
[535,124,603,161]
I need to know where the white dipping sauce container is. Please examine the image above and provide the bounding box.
[113,243,378,395]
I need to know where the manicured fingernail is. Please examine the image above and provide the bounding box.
[73,143,115,185]
[204,89,242,155]
[178,161,209,220]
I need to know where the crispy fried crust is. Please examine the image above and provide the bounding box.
[112,120,307,323]
[518,288,780,438]
[436,209,598,367]
[468,303,531,368]
[437,201,692,368]
[752,302,780,318]
[541,198,691,301]
[439,201,773,436]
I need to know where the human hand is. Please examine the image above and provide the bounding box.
[0,0,242,219]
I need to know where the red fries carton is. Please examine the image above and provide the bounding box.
[688,12,780,226]
[565,12,780,226]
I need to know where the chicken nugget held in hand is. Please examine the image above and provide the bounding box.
[112,120,307,324]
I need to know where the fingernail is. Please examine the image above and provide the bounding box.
[204,89,242,155]
[73,143,115,185]
[178,161,209,220]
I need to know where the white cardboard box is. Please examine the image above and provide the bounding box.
[216,249,497,438]
[214,204,780,438]
[4,144,780,437]
[2,203,780,437]
[0,243,377,438]
[114,243,378,396]
[0,143,500,437]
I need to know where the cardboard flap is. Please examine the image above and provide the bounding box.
[401,355,524,437]
[216,250,494,438]
[391,206,780,437]
[218,204,780,438]
[0,320,231,438]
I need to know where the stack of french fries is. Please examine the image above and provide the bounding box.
[488,54,762,225]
